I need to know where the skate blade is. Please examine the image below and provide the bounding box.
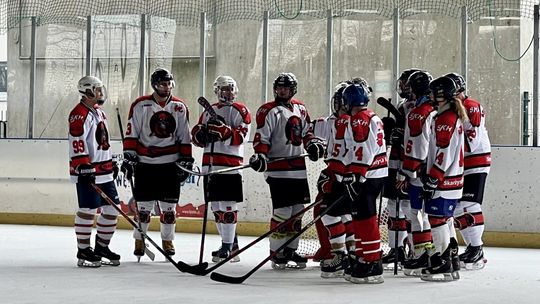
[461,258,487,270]
[77,259,101,268]
[321,270,345,278]
[403,268,424,277]
[451,271,460,280]
[101,260,120,266]
[420,272,455,282]
[348,275,384,284]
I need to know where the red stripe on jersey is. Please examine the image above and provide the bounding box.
[202,153,243,167]
[429,165,445,182]
[347,163,368,176]
[368,153,388,171]
[136,144,179,158]
[464,153,491,170]
[267,157,306,171]
[439,175,463,190]
[179,144,192,157]
[70,155,91,170]
[327,160,347,174]
[94,160,113,175]
[402,155,422,172]
[123,138,138,150]
[253,133,270,154]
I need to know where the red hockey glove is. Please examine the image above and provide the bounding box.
[207,119,232,141]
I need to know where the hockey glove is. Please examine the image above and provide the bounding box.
[422,176,438,201]
[207,119,232,142]
[121,151,138,180]
[75,163,96,184]
[395,170,409,195]
[177,157,194,184]
[192,124,209,147]
[341,173,366,201]
[317,169,336,194]
[390,127,404,147]
[249,153,268,172]
[306,138,325,161]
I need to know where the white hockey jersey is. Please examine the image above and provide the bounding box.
[426,103,464,200]
[348,109,388,179]
[402,98,436,187]
[123,95,192,164]
[253,99,315,179]
[192,101,251,174]
[68,102,114,184]
[388,99,415,170]
[463,97,491,175]
[324,114,351,176]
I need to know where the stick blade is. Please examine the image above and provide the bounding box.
[210,271,246,284]
[176,261,209,274]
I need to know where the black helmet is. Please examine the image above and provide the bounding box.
[444,72,466,93]
[407,70,433,97]
[273,73,298,96]
[151,68,174,86]
[397,68,422,99]
[429,76,458,101]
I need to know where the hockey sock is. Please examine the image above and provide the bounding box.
[75,208,97,249]
[96,205,118,246]
[429,215,451,254]
[159,201,177,241]
[352,215,381,262]
[321,214,346,250]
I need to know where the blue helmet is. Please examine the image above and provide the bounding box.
[342,84,370,108]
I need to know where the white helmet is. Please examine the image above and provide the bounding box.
[78,76,107,105]
[213,75,238,102]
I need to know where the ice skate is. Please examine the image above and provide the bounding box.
[382,246,406,272]
[449,238,460,280]
[420,247,455,282]
[162,240,175,256]
[284,247,307,269]
[403,251,429,277]
[212,241,240,263]
[94,243,121,266]
[343,252,356,280]
[321,251,349,278]
[77,247,102,268]
[271,251,289,270]
[459,245,487,270]
[347,260,384,284]
[134,239,145,262]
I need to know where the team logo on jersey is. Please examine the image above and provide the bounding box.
[95,121,110,150]
[149,111,176,138]
[285,115,303,146]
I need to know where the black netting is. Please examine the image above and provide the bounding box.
[2,0,539,33]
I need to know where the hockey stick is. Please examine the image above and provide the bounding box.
[394,195,400,275]
[377,97,404,126]
[90,184,208,272]
[177,153,310,176]
[177,197,323,275]
[210,194,349,284]
[196,96,217,265]
[116,108,155,261]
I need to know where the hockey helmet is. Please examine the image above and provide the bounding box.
[151,68,175,97]
[78,75,107,105]
[332,81,351,115]
[273,72,298,98]
[342,83,370,108]
[429,76,458,101]
[397,68,422,99]
[213,75,238,102]
[444,72,466,93]
[407,70,433,98]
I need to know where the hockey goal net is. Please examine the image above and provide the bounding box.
[297,160,390,258]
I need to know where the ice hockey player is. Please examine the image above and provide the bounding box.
[191,75,251,262]
[397,70,436,276]
[314,80,355,278]
[250,72,325,269]
[445,72,491,270]
[420,75,467,282]
[121,68,193,259]
[380,68,421,270]
[339,83,388,284]
[68,76,121,267]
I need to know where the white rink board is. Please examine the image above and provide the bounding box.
[0,139,538,233]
